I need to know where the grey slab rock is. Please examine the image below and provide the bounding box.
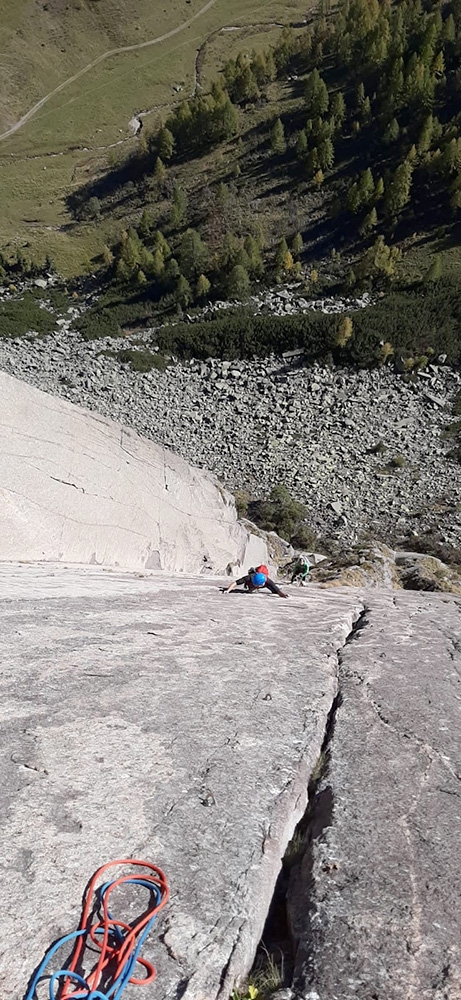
[289,589,461,1000]
[0,564,362,1000]
[0,372,266,575]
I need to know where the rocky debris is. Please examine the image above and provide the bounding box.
[311,541,402,590]
[0,565,362,1000]
[0,324,461,549]
[0,372,267,574]
[128,115,142,135]
[195,288,376,319]
[396,550,461,593]
[310,541,461,593]
[288,588,461,1000]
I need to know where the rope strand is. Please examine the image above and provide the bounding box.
[25,859,169,1000]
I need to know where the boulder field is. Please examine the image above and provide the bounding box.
[1,327,461,548]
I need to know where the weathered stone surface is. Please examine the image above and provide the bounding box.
[0,372,266,574]
[313,542,461,594]
[289,589,461,1000]
[0,564,362,1000]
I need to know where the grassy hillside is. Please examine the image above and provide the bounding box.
[0,0,219,133]
[7,0,448,372]
[0,0,312,272]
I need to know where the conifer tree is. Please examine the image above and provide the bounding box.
[443,13,456,43]
[275,238,289,270]
[120,235,140,273]
[158,127,175,161]
[296,129,308,158]
[175,274,192,307]
[170,184,187,227]
[388,58,404,106]
[274,26,297,73]
[331,91,346,127]
[139,246,155,276]
[179,229,208,280]
[442,138,461,173]
[291,232,304,257]
[359,167,375,205]
[282,250,294,272]
[235,64,259,103]
[346,182,361,213]
[243,235,264,277]
[271,118,287,154]
[252,50,272,85]
[139,208,155,238]
[196,273,211,298]
[318,138,335,170]
[305,69,329,116]
[384,118,400,144]
[361,96,371,120]
[165,258,180,281]
[357,235,401,282]
[307,147,319,176]
[152,249,165,279]
[221,232,240,270]
[153,157,167,187]
[384,157,414,217]
[116,258,131,282]
[152,231,171,257]
[360,206,378,235]
[417,114,434,155]
[433,50,445,79]
[227,264,250,298]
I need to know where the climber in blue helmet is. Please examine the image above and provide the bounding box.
[223,564,288,598]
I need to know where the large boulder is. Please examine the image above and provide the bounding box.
[0,372,266,574]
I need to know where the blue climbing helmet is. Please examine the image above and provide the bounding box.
[251,572,267,588]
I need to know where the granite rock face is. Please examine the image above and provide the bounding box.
[0,565,362,1000]
[1,566,460,1000]
[0,372,266,574]
[289,589,461,1000]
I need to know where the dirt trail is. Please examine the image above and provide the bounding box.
[0,0,218,143]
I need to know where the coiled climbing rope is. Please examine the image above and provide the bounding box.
[25,858,169,1000]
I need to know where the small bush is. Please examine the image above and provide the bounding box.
[290,524,319,551]
[442,418,461,440]
[79,309,121,340]
[115,348,169,372]
[390,454,406,468]
[249,485,308,542]
[368,440,386,455]
[0,293,56,338]
[447,444,461,463]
